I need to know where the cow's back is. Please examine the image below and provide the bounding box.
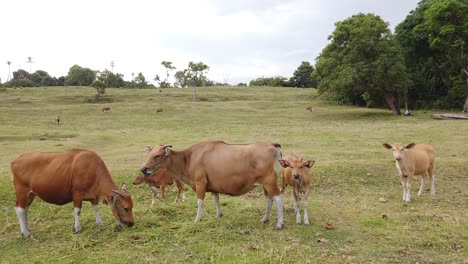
[11,149,109,205]
[406,144,435,175]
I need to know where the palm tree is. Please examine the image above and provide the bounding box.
[27,57,33,73]
[6,61,12,81]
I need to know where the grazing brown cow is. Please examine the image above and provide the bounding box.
[279,154,315,225]
[156,108,163,113]
[383,143,435,202]
[305,105,313,112]
[11,149,134,237]
[140,141,284,229]
[55,115,61,125]
[133,169,186,206]
[102,106,111,112]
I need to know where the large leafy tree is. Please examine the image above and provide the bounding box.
[289,61,316,88]
[174,69,191,88]
[314,13,410,115]
[65,65,96,86]
[396,0,467,110]
[31,70,55,86]
[97,69,125,88]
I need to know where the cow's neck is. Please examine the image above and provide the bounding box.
[167,150,195,188]
[396,159,408,177]
[99,178,119,203]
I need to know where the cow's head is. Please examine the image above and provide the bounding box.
[383,143,415,161]
[132,175,145,185]
[140,145,172,177]
[279,157,315,180]
[110,183,134,227]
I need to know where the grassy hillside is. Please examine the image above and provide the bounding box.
[0,86,466,263]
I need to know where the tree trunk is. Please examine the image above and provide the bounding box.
[464,94,468,113]
[384,93,401,115]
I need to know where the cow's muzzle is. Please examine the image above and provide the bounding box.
[122,221,134,227]
[293,174,300,180]
[141,167,151,176]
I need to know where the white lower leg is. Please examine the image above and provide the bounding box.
[402,183,406,202]
[15,207,30,237]
[406,182,412,202]
[273,195,284,229]
[74,207,82,233]
[92,204,103,226]
[303,199,309,225]
[151,187,158,206]
[213,193,223,217]
[182,191,186,201]
[418,177,425,196]
[195,199,204,222]
[261,196,273,223]
[295,197,301,224]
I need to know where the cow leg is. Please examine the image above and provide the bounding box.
[14,189,35,237]
[261,191,273,224]
[212,193,223,217]
[91,202,103,227]
[418,175,425,196]
[405,180,412,202]
[73,199,83,233]
[401,178,408,202]
[293,189,301,224]
[194,182,207,222]
[175,180,186,202]
[151,187,158,206]
[161,185,167,202]
[279,172,286,193]
[261,175,283,229]
[303,189,310,225]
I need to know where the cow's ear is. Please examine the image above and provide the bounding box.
[279,160,290,168]
[145,146,153,153]
[304,160,315,168]
[405,143,416,149]
[383,143,392,149]
[121,183,128,192]
[165,146,172,156]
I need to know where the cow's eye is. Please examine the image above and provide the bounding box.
[153,155,160,160]
[123,208,129,212]
[300,166,303,169]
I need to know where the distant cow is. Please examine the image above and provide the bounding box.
[133,169,185,206]
[156,108,163,113]
[279,154,315,225]
[102,106,111,112]
[11,149,134,237]
[55,115,61,125]
[306,105,313,112]
[383,143,435,202]
[140,141,284,229]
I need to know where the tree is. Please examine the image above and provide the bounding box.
[289,61,317,88]
[65,65,96,86]
[174,69,191,88]
[6,61,12,81]
[26,57,33,73]
[314,13,410,115]
[31,70,55,86]
[91,80,106,101]
[134,72,148,88]
[249,76,289,87]
[97,69,125,88]
[395,0,468,110]
[161,61,176,88]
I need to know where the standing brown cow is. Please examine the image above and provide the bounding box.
[55,115,61,125]
[102,106,111,112]
[279,154,315,225]
[133,169,186,206]
[305,105,313,112]
[11,149,134,237]
[140,141,284,229]
[156,108,163,113]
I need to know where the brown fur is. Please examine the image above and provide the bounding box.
[305,105,312,112]
[54,115,61,125]
[102,106,111,112]
[156,108,163,113]
[11,149,134,235]
[133,169,185,204]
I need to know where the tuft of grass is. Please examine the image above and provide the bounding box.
[0,86,466,263]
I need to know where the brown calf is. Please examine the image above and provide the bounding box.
[383,143,435,202]
[11,149,134,237]
[133,169,185,206]
[156,108,163,113]
[55,115,61,125]
[279,154,315,224]
[305,105,313,112]
[140,141,284,229]
[102,106,111,112]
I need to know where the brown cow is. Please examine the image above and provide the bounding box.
[102,106,111,112]
[383,143,435,202]
[279,154,315,225]
[140,141,284,229]
[133,169,186,206]
[156,108,163,113]
[305,105,312,112]
[55,115,61,125]
[11,149,134,237]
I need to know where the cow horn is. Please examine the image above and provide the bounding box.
[112,190,125,198]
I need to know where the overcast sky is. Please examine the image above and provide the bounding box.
[0,0,420,85]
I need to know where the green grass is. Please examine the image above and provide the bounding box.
[0,86,466,263]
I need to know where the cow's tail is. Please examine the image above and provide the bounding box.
[272,143,282,173]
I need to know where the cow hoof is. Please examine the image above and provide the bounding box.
[261,219,269,224]
[21,232,31,238]
[74,227,82,233]
[274,224,283,230]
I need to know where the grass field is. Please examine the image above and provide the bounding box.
[0,86,466,263]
